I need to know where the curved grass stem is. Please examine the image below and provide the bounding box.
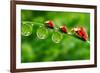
[22,21,43,25]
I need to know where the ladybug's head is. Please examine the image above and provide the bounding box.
[71,27,78,32]
[71,26,83,32]
[45,20,51,24]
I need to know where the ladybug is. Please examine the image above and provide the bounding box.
[45,20,54,29]
[71,26,88,41]
[60,25,67,33]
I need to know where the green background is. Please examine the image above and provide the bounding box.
[21,9,90,63]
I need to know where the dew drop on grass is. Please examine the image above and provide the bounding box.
[52,31,63,43]
[21,23,33,36]
[36,26,48,39]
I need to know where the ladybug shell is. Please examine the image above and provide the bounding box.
[60,26,67,33]
[45,20,54,28]
[72,27,88,41]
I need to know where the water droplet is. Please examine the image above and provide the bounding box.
[36,26,48,39]
[21,23,33,36]
[52,31,63,43]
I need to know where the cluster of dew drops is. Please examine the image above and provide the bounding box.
[21,20,66,43]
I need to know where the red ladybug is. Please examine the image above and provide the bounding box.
[71,26,88,41]
[60,25,67,33]
[45,20,54,28]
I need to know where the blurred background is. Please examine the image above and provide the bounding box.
[21,9,90,63]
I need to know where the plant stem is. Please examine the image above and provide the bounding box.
[22,21,43,25]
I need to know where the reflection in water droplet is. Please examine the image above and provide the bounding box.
[36,26,48,39]
[21,23,33,36]
[52,31,63,43]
